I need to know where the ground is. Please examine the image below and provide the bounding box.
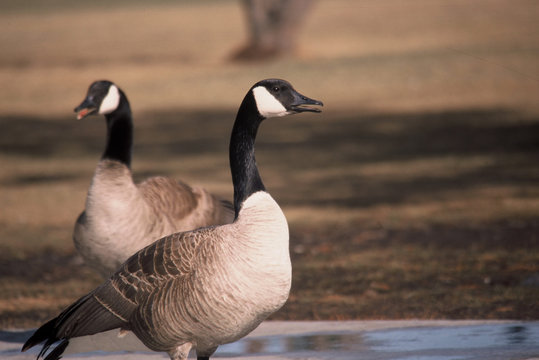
[0,0,538,329]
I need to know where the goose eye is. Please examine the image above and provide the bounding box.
[272,86,280,92]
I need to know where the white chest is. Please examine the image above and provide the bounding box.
[199,192,291,341]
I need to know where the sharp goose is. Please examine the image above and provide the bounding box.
[73,80,234,278]
[23,79,323,360]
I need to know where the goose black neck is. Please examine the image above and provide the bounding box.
[102,93,133,167]
[229,93,266,218]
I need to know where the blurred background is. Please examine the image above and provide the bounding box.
[0,0,538,328]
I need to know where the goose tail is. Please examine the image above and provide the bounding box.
[21,289,128,359]
[21,318,58,353]
[21,318,69,360]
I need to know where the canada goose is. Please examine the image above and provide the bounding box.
[73,80,234,277]
[23,79,323,360]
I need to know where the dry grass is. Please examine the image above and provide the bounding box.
[1,0,539,328]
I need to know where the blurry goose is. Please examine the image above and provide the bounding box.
[23,79,323,360]
[73,80,234,277]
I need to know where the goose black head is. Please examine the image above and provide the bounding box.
[75,80,121,120]
[251,79,323,119]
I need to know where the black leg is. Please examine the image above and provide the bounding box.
[197,345,217,359]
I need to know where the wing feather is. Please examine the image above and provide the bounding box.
[23,229,208,359]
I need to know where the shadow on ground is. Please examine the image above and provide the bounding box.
[1,106,538,326]
[1,107,538,206]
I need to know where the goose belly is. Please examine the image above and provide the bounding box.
[131,257,291,354]
[191,235,291,347]
[190,260,291,348]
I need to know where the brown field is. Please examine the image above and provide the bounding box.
[1,0,538,328]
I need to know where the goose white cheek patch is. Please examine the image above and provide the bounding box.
[99,85,120,115]
[252,86,289,118]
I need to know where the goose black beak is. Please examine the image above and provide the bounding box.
[74,98,97,120]
[290,92,324,113]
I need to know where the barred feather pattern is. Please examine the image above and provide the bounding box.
[30,191,290,360]
[73,159,234,278]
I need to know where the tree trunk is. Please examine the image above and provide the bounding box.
[232,0,314,61]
